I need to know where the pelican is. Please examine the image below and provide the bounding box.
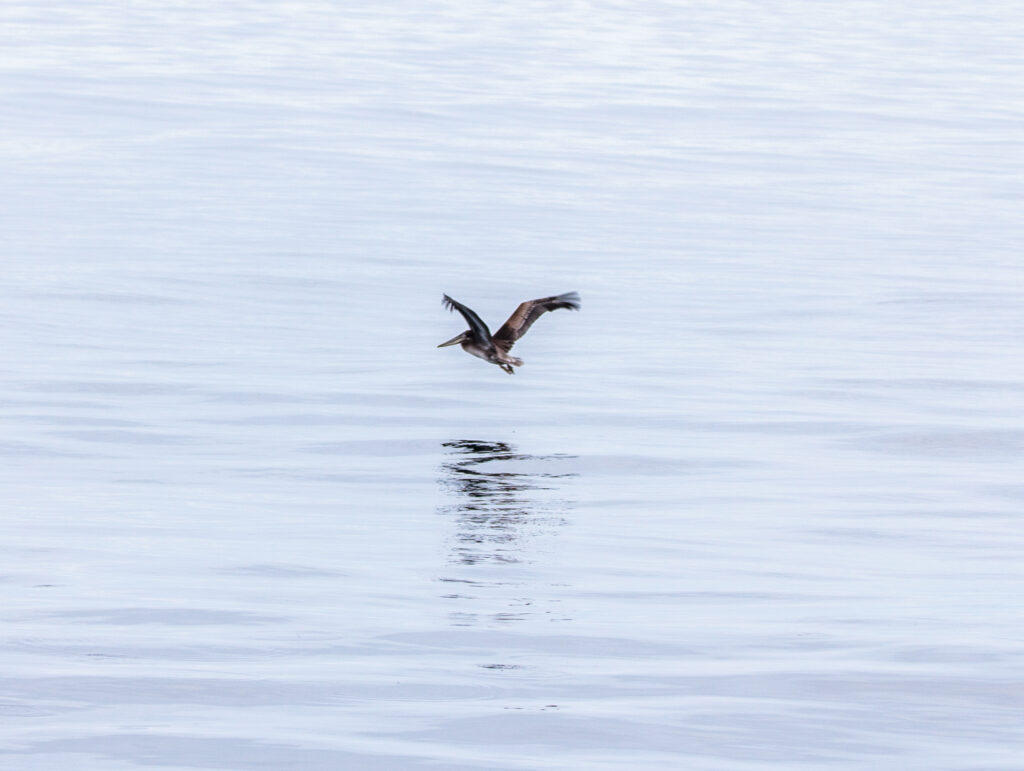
[438,292,581,374]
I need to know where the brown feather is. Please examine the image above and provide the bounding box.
[493,291,580,352]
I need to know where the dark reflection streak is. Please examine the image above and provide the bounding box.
[438,440,576,567]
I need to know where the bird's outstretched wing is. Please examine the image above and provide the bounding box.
[493,291,580,352]
[442,294,493,343]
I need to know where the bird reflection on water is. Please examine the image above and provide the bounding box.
[439,439,575,566]
[438,439,576,627]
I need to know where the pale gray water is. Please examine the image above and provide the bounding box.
[3,1,1024,769]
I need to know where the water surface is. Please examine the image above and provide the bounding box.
[3,1,1024,768]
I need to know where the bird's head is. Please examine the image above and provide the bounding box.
[437,331,469,348]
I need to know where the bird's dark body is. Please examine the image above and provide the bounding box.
[438,292,580,374]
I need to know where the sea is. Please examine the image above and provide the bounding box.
[3,1,1024,769]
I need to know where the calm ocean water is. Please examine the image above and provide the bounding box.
[3,1,1024,769]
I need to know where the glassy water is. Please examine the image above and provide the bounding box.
[3,1,1023,769]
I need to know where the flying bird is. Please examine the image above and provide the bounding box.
[438,291,581,374]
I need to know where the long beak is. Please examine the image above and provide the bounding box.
[437,332,466,348]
